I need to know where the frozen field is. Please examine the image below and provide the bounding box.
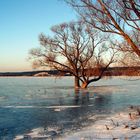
[0,76,140,139]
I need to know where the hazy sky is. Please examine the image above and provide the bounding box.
[0,0,76,72]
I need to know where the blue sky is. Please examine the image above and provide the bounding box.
[0,0,77,72]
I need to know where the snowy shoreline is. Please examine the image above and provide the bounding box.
[61,106,140,140]
[15,106,140,140]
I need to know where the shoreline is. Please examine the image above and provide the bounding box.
[0,75,140,79]
[61,106,140,140]
[15,106,140,140]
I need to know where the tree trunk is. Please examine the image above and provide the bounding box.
[123,34,140,57]
[81,82,88,89]
[74,76,80,89]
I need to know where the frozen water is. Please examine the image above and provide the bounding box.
[0,76,139,139]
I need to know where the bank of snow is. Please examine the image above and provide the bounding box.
[61,110,140,140]
[15,106,140,140]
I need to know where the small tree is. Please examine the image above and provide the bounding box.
[29,22,116,88]
[67,0,140,57]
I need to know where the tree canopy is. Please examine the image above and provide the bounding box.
[29,22,117,88]
[66,0,140,56]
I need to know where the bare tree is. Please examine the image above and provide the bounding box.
[66,0,140,56]
[29,22,116,88]
[120,52,140,67]
[122,0,140,21]
[116,29,140,67]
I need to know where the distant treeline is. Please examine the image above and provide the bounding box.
[0,67,140,77]
[0,70,59,77]
[103,67,140,76]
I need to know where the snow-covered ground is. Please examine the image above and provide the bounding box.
[15,106,140,140]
